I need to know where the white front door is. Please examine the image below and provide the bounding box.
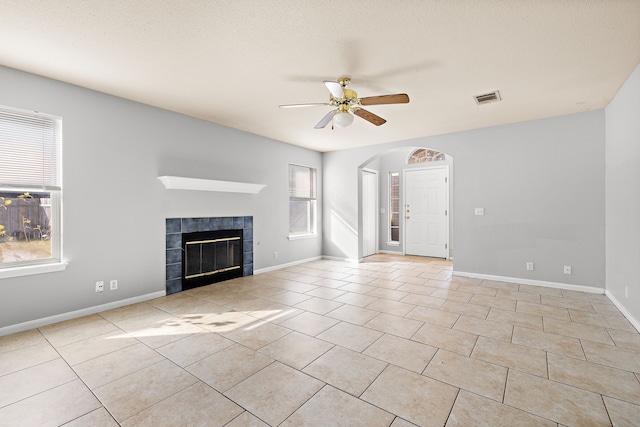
[404,167,448,258]
[362,170,378,258]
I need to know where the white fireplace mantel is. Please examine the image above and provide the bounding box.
[158,176,266,194]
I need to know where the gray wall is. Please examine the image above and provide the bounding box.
[324,111,606,289]
[605,63,640,323]
[5,61,633,331]
[0,66,322,329]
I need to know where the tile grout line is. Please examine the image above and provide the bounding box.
[2,255,637,425]
[41,330,120,425]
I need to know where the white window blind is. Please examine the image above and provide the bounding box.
[289,164,316,199]
[0,107,62,190]
[289,164,317,236]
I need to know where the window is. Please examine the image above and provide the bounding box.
[0,105,62,270]
[408,148,445,164]
[389,172,400,243]
[289,164,317,237]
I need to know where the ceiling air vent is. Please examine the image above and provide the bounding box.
[474,91,501,105]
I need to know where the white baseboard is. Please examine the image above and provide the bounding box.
[378,250,404,255]
[0,291,166,337]
[606,290,640,333]
[453,271,605,295]
[320,255,360,264]
[254,256,322,274]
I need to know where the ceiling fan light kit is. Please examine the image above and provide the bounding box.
[279,77,410,129]
[333,111,354,127]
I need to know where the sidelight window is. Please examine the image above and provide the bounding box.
[389,172,400,243]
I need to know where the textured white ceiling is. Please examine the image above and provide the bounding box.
[1,1,639,152]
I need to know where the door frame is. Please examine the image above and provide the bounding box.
[402,165,450,259]
[358,167,379,260]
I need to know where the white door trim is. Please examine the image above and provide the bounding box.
[360,168,379,259]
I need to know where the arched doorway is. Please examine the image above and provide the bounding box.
[358,146,453,261]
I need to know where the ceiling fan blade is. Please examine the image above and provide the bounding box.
[359,93,410,106]
[353,108,387,126]
[279,103,331,108]
[324,81,344,98]
[314,110,336,129]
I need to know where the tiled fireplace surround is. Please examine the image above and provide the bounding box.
[165,216,253,295]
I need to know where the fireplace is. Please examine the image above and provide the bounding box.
[182,229,243,290]
[165,216,253,294]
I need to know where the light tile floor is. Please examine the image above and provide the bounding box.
[1,254,640,426]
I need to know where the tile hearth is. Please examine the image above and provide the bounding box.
[1,254,639,426]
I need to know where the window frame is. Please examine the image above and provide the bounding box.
[288,163,317,240]
[0,105,65,277]
[388,172,400,245]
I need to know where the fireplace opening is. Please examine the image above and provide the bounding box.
[182,229,243,290]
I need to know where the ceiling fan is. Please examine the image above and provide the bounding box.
[279,78,410,129]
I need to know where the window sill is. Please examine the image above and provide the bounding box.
[288,233,317,241]
[0,262,68,279]
[386,242,400,246]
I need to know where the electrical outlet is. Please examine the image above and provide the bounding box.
[273,251,278,259]
[475,208,484,216]
[526,262,534,271]
[625,285,629,298]
[95,281,104,292]
[563,266,572,275]
[110,279,118,291]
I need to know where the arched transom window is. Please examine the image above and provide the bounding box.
[407,148,445,164]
